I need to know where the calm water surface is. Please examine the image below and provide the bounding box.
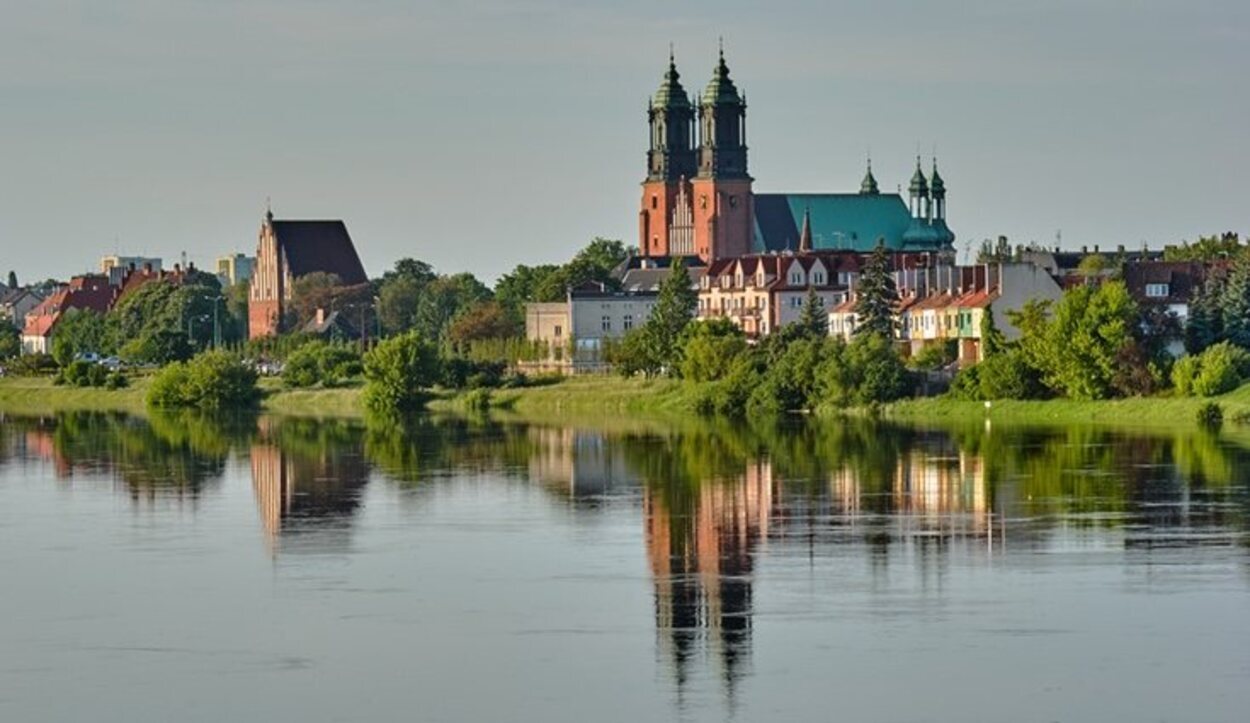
[1,412,1247,722]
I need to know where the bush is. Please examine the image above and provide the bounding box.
[976,350,1046,400]
[439,354,505,389]
[362,332,440,412]
[283,344,323,388]
[1172,342,1250,397]
[1196,401,1223,427]
[460,387,493,412]
[3,353,57,376]
[104,371,129,390]
[147,351,259,409]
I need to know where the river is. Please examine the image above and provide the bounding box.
[0,411,1247,722]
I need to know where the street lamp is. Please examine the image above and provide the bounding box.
[210,295,225,350]
[187,314,210,350]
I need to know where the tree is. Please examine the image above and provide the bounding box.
[1219,254,1250,349]
[51,310,109,366]
[362,331,441,412]
[288,272,342,327]
[377,275,424,334]
[639,261,697,374]
[6,271,16,289]
[980,304,1007,358]
[788,288,828,341]
[1163,232,1242,262]
[0,320,19,359]
[446,301,519,348]
[1186,278,1223,354]
[853,244,898,339]
[413,273,492,342]
[1037,281,1139,399]
[1077,253,1109,282]
[679,318,747,382]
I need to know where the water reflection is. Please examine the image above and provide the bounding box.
[251,418,370,554]
[2,410,1248,712]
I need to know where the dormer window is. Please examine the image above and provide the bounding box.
[1145,283,1169,298]
[790,272,802,285]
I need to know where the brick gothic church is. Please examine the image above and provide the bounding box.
[640,49,955,263]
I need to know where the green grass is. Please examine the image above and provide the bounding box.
[885,384,1250,428]
[0,376,149,415]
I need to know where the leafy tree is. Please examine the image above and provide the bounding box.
[607,328,657,377]
[362,331,440,412]
[748,338,824,415]
[980,304,1007,358]
[639,261,696,374]
[1163,232,1242,262]
[446,301,519,348]
[909,340,957,371]
[226,281,250,340]
[414,273,491,342]
[52,310,109,366]
[377,275,424,334]
[119,329,193,365]
[853,244,898,338]
[679,318,747,382]
[0,320,19,359]
[382,258,437,287]
[845,332,910,405]
[1076,253,1109,282]
[494,263,564,316]
[288,272,341,327]
[1037,281,1138,399]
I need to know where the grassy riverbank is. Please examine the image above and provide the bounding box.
[7,372,1250,429]
[884,385,1250,427]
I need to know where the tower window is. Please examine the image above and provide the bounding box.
[652,196,658,209]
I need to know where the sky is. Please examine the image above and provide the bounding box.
[1,0,1247,283]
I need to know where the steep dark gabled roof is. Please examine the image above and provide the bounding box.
[272,220,367,285]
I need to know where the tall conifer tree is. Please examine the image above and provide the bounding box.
[853,244,898,338]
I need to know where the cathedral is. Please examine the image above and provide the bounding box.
[639,49,955,263]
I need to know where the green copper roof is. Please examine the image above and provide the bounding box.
[908,158,929,195]
[652,55,691,109]
[860,162,879,195]
[701,50,742,106]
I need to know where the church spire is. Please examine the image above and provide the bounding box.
[798,207,813,252]
[646,49,696,182]
[860,157,879,195]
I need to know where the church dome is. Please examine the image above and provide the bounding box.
[652,54,692,109]
[701,49,742,106]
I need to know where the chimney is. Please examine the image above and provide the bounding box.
[1094,244,1100,254]
[315,308,325,325]
[1117,244,1125,254]
[1081,245,1088,254]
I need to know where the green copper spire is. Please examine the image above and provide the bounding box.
[701,40,742,106]
[652,48,691,109]
[908,156,929,196]
[860,158,879,195]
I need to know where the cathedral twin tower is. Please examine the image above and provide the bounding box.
[640,47,956,264]
[640,48,753,263]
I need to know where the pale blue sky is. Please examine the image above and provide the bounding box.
[1,0,1247,282]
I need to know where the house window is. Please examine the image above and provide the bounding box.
[601,316,611,331]
[790,297,802,308]
[790,272,802,284]
[554,325,562,337]
[1146,283,1170,298]
[624,314,634,330]
[814,272,825,284]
